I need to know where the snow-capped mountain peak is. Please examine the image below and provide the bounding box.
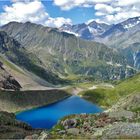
[60,20,110,39]
[121,16,140,29]
[60,16,140,40]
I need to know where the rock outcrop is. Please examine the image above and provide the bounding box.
[0,111,41,139]
[0,61,21,90]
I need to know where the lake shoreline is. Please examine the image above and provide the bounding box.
[16,95,103,129]
[15,94,71,115]
[0,89,71,113]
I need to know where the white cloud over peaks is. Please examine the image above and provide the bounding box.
[0,0,72,28]
[54,0,140,24]
[117,0,140,6]
[45,17,72,28]
[54,0,112,10]
[94,0,140,24]
[95,4,121,14]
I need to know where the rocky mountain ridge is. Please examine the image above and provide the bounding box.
[0,22,136,81]
[60,16,140,42]
[0,30,66,86]
[60,16,140,71]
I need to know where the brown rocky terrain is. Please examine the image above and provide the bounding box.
[0,111,41,139]
[0,61,21,91]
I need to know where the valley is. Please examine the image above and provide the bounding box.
[0,22,136,81]
[0,16,140,139]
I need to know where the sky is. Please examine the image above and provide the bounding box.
[0,0,140,27]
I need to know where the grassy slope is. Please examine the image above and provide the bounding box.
[0,55,53,89]
[0,55,25,75]
[5,47,68,85]
[80,73,140,108]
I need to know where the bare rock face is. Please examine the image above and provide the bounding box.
[0,61,21,90]
[1,75,21,90]
[103,122,140,139]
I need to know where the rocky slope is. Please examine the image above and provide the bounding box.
[0,57,53,90]
[0,111,41,139]
[60,17,140,70]
[0,22,136,81]
[0,31,67,86]
[0,61,21,90]
[101,17,140,47]
[103,22,140,70]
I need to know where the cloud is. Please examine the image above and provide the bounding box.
[94,0,140,24]
[54,0,140,24]
[117,0,140,6]
[95,3,121,14]
[54,0,112,10]
[45,17,72,28]
[0,0,72,27]
[0,0,140,27]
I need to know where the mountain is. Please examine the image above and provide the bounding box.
[102,17,140,70]
[0,31,67,87]
[120,16,140,30]
[60,16,140,42]
[60,21,110,40]
[60,17,140,70]
[0,20,139,139]
[101,17,140,46]
[0,22,136,81]
[100,17,140,39]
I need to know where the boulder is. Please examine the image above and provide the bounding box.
[67,128,80,135]
[62,119,77,129]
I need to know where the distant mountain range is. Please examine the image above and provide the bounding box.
[0,17,139,88]
[60,16,140,70]
[60,21,110,40]
[60,16,140,42]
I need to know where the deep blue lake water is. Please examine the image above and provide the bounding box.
[16,96,103,129]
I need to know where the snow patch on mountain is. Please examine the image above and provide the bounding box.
[62,30,79,37]
[107,61,122,67]
[88,26,98,34]
[124,21,140,29]
[107,61,113,66]
[60,16,140,41]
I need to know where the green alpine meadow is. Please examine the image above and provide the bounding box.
[0,0,140,139]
